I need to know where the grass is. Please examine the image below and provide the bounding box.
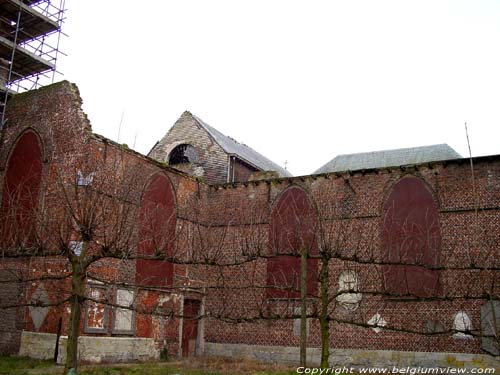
[0,355,55,375]
[0,355,298,375]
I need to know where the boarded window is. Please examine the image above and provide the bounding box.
[267,255,318,298]
[113,289,135,334]
[1,131,42,248]
[84,285,107,333]
[267,187,318,299]
[136,174,176,287]
[381,176,442,298]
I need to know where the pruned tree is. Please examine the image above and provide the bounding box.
[1,129,499,374]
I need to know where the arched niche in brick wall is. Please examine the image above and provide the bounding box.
[381,176,442,298]
[267,186,318,299]
[1,130,43,248]
[136,173,176,287]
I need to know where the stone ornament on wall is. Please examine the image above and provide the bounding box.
[336,270,362,311]
[29,285,50,331]
[368,313,387,333]
[452,311,473,339]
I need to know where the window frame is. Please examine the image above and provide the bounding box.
[111,287,136,335]
[84,283,109,334]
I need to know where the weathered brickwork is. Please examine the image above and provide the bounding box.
[200,162,500,358]
[0,82,202,358]
[0,81,499,367]
[0,261,26,354]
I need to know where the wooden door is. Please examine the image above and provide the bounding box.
[181,299,200,357]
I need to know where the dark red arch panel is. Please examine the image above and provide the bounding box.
[267,187,318,298]
[382,176,442,298]
[1,131,43,247]
[136,174,176,287]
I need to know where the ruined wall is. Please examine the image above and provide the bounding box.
[0,82,205,358]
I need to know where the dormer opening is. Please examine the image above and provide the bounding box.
[168,144,198,165]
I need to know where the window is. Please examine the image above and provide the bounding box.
[84,284,108,333]
[112,288,135,334]
[267,187,318,299]
[168,144,198,165]
[381,176,442,298]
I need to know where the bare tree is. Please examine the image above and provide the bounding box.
[1,139,499,374]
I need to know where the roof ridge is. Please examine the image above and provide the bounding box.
[314,144,462,175]
[189,113,292,177]
[335,143,452,157]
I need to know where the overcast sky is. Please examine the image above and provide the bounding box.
[56,0,500,176]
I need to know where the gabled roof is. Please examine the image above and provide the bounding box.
[191,113,292,177]
[314,144,462,174]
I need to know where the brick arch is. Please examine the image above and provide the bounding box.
[1,130,43,248]
[380,172,440,211]
[267,186,318,298]
[269,186,318,256]
[136,173,177,287]
[381,175,442,298]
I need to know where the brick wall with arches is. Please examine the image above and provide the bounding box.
[0,81,499,364]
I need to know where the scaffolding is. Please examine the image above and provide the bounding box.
[0,0,66,125]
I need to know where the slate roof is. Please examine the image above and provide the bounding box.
[314,144,462,174]
[192,114,292,178]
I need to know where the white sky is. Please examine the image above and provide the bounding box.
[56,0,500,177]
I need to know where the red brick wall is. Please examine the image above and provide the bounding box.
[0,82,203,356]
[202,162,499,354]
[1,81,498,359]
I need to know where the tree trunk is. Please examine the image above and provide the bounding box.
[54,317,62,363]
[300,251,308,367]
[319,255,330,368]
[65,260,85,373]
